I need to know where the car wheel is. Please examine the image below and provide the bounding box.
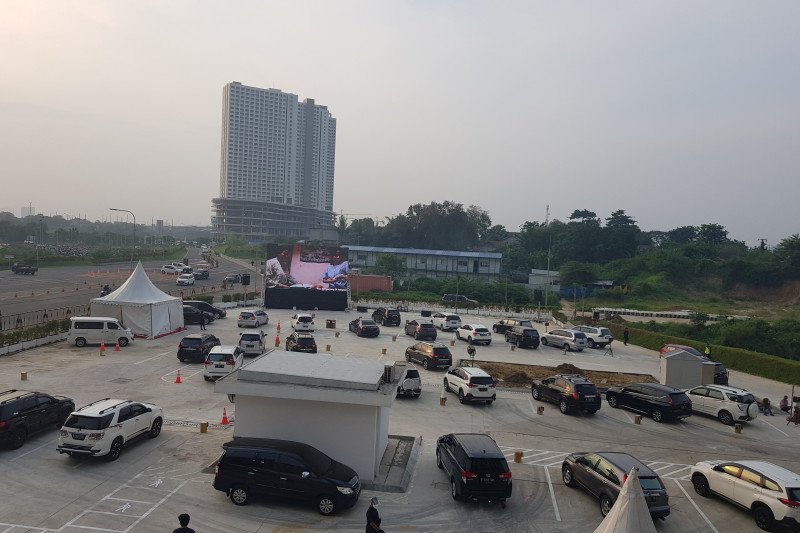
[608,395,618,408]
[9,427,27,450]
[563,342,570,352]
[541,337,548,345]
[652,409,664,423]
[493,326,499,333]
[562,465,575,487]
[75,338,87,347]
[753,504,775,531]
[204,376,211,381]
[148,418,162,438]
[458,390,466,404]
[451,478,460,500]
[118,337,129,347]
[532,388,541,400]
[692,474,710,497]
[559,399,569,415]
[600,494,614,517]
[587,339,595,348]
[486,340,491,346]
[436,449,443,469]
[230,485,249,506]
[422,359,429,370]
[718,410,734,426]
[317,495,336,516]
[107,437,124,462]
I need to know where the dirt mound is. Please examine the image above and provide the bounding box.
[554,363,584,375]
[502,371,531,384]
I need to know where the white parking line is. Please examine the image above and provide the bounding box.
[134,350,174,365]
[651,463,679,472]
[761,418,791,438]
[9,438,57,461]
[660,466,691,478]
[543,465,562,521]
[674,479,720,533]
[525,453,568,465]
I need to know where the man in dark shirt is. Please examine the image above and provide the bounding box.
[365,497,384,533]
[173,513,195,533]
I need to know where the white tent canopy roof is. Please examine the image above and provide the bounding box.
[95,261,179,305]
[593,468,657,533]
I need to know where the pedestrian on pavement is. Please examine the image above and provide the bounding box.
[173,513,195,533]
[366,497,384,533]
[200,318,206,331]
[623,328,629,346]
[762,397,775,416]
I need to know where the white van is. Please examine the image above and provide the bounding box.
[68,317,134,348]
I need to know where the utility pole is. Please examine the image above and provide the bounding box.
[544,204,552,309]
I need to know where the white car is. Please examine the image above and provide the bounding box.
[291,313,315,331]
[455,324,492,345]
[686,385,759,425]
[161,265,180,274]
[176,273,195,286]
[443,366,496,404]
[431,313,461,331]
[572,325,614,348]
[238,331,266,356]
[237,309,269,328]
[204,346,244,380]
[691,460,800,531]
[57,399,163,461]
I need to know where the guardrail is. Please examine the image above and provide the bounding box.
[0,305,90,332]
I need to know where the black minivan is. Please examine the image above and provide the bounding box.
[213,438,360,515]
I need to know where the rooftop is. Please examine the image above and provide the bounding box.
[238,351,385,391]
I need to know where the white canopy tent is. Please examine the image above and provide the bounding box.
[90,261,184,338]
[593,468,658,533]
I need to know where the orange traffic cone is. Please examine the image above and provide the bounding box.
[220,408,230,425]
[114,341,121,352]
[276,320,281,333]
[100,340,106,355]
[175,370,182,384]
[275,334,280,347]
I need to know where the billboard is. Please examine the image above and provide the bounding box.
[264,244,349,290]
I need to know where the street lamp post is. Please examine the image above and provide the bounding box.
[110,208,136,263]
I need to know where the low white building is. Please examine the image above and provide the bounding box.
[215,351,404,482]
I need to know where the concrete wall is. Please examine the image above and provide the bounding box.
[234,395,381,481]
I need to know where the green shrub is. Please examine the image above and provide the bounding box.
[222,294,232,303]
[0,319,70,347]
[193,295,215,304]
[232,293,244,302]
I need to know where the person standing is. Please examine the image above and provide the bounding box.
[173,513,195,533]
[199,316,207,330]
[622,328,629,346]
[704,343,711,357]
[365,497,384,533]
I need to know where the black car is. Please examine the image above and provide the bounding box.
[286,332,317,353]
[606,383,692,423]
[349,318,380,337]
[372,307,401,327]
[405,341,452,370]
[177,333,221,363]
[562,452,670,518]
[436,433,512,506]
[183,305,215,325]
[492,318,533,334]
[404,320,437,341]
[213,437,361,515]
[193,269,210,280]
[0,389,75,449]
[504,326,540,348]
[531,374,601,415]
[224,273,242,284]
[183,300,226,319]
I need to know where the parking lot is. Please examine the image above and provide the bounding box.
[1,306,798,532]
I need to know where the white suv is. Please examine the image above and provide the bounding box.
[443,366,496,404]
[57,399,163,461]
[572,325,614,348]
[686,385,759,425]
[204,346,244,380]
[455,324,492,345]
[691,460,800,531]
[431,313,461,331]
[161,265,180,274]
[291,313,315,332]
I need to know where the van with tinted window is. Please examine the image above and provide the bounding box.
[67,317,134,348]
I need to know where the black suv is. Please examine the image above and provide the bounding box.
[285,332,317,353]
[184,299,225,318]
[177,333,221,363]
[372,307,401,327]
[492,318,533,334]
[213,437,361,515]
[405,341,452,370]
[606,383,692,423]
[404,320,437,341]
[504,326,540,348]
[183,305,214,325]
[436,433,512,506]
[0,389,75,449]
[531,374,601,415]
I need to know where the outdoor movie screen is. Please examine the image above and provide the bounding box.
[264,244,349,290]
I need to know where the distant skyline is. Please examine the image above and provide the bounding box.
[2,2,798,246]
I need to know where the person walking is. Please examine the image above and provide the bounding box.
[762,397,775,416]
[173,513,195,533]
[199,317,207,331]
[365,497,384,533]
[622,328,629,346]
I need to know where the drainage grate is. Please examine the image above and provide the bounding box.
[109,377,133,384]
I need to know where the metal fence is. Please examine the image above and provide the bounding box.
[0,305,90,331]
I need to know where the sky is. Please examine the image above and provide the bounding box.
[1,1,799,246]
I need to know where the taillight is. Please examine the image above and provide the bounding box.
[623,473,628,484]
[226,360,234,366]
[461,469,477,483]
[499,471,512,480]
[572,392,579,400]
[489,383,496,388]
[204,360,211,365]
[0,421,6,429]
[467,382,477,388]
[779,498,800,508]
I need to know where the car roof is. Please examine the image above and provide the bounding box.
[76,398,134,415]
[597,452,658,477]
[638,383,684,393]
[697,384,749,394]
[223,437,325,457]
[462,367,490,377]
[451,434,504,459]
[735,461,800,484]
[210,345,240,353]
[463,324,488,328]
[0,389,38,404]
[294,313,312,317]
[548,374,593,383]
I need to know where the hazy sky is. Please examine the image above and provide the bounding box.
[2,1,798,245]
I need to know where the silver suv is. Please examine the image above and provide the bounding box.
[541,329,587,352]
[573,325,613,348]
[685,385,759,425]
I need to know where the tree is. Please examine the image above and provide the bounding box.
[605,210,637,229]
[568,210,600,225]
[689,311,709,328]
[697,224,728,245]
[559,261,598,286]
[667,226,697,245]
[372,254,407,279]
[335,215,348,242]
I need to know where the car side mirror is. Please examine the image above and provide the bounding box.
[146,407,151,412]
[713,465,724,472]
[302,471,311,479]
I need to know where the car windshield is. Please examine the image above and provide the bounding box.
[715,363,727,372]
[299,447,333,475]
[468,458,507,474]
[470,376,494,385]
[64,413,114,430]
[406,369,420,379]
[432,347,451,356]
[419,323,435,329]
[474,328,490,333]
[181,338,201,346]
[361,320,377,326]
[728,393,756,403]
[447,315,460,321]
[387,311,400,316]
[575,384,598,395]
[208,353,233,362]
[239,313,253,319]
[639,477,663,491]
[240,334,260,342]
[522,329,539,338]
[518,320,533,327]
